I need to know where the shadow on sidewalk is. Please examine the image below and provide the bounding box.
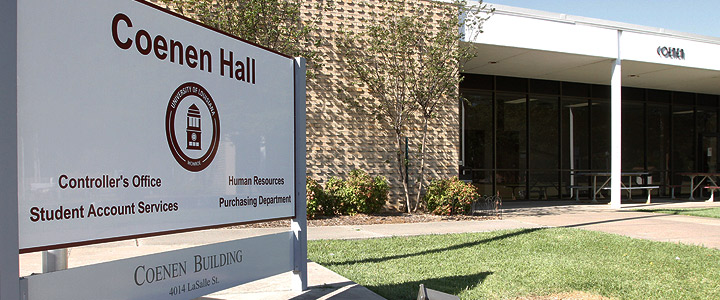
[362,272,492,300]
[500,200,605,217]
[287,280,381,300]
[499,199,715,218]
[562,214,665,228]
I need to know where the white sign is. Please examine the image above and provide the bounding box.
[22,232,293,300]
[17,0,296,252]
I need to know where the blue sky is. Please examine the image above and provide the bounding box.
[485,0,720,38]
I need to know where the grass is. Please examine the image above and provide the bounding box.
[308,228,720,300]
[633,207,720,219]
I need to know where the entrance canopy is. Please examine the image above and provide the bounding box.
[460,3,720,207]
[462,3,720,95]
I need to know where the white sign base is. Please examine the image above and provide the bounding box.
[291,57,308,292]
[21,232,293,300]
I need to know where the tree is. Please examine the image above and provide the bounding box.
[338,0,491,212]
[409,0,491,212]
[159,0,328,75]
[337,0,418,212]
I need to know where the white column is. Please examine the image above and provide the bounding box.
[292,57,308,291]
[610,30,623,209]
[569,108,575,187]
[0,1,20,299]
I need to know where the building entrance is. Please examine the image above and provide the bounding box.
[460,74,720,201]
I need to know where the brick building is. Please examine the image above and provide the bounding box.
[155,0,720,209]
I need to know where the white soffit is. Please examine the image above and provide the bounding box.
[463,43,614,85]
[462,3,720,95]
[622,61,720,94]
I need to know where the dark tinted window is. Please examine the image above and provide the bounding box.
[647,89,670,104]
[562,82,590,98]
[674,92,694,106]
[622,87,645,102]
[496,76,527,93]
[460,73,493,90]
[529,79,559,95]
[591,84,610,100]
[697,94,718,107]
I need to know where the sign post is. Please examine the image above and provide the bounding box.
[0,1,20,299]
[292,57,308,291]
[41,250,68,273]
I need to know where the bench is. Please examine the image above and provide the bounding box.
[530,184,557,200]
[703,186,720,202]
[502,184,554,200]
[568,185,595,201]
[601,185,660,204]
[666,184,683,199]
[502,184,524,200]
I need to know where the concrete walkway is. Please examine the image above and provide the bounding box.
[504,200,720,249]
[18,199,720,299]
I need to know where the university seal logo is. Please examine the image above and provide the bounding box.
[165,82,220,172]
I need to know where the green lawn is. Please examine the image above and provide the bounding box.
[308,228,720,300]
[634,207,720,219]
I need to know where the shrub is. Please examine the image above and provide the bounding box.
[343,169,389,215]
[424,177,480,215]
[324,176,349,214]
[306,176,336,219]
[306,176,322,219]
[307,170,390,217]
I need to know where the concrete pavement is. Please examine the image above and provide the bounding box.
[503,200,720,249]
[18,199,720,299]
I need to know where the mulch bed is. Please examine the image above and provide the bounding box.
[230,213,499,229]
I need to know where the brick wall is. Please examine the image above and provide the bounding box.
[302,0,460,210]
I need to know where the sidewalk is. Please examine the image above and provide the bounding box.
[502,200,720,249]
[18,199,720,299]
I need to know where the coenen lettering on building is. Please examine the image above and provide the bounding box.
[657,46,686,60]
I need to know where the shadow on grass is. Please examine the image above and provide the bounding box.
[366,272,492,300]
[562,214,665,228]
[324,228,542,266]
[635,208,714,215]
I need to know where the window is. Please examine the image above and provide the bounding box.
[460,73,720,200]
[496,93,527,199]
[529,96,559,198]
[462,91,493,195]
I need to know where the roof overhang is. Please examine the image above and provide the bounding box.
[462,3,720,95]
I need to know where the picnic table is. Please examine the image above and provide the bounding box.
[677,172,720,200]
[503,182,557,200]
[571,172,654,203]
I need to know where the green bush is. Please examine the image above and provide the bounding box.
[324,176,349,214]
[307,170,389,217]
[424,177,480,215]
[343,169,389,215]
[306,176,322,219]
[306,176,336,219]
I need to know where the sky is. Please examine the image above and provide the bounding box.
[484,0,720,38]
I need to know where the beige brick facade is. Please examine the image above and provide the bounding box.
[302,0,460,210]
